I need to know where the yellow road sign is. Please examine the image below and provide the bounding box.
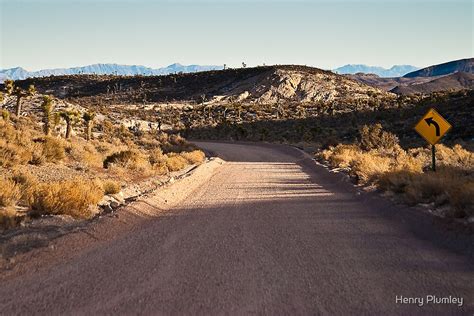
[414,108,452,145]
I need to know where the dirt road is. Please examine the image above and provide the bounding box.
[1,142,472,315]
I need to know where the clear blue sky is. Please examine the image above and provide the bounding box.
[0,0,472,71]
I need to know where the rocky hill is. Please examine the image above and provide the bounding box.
[403,58,474,78]
[12,65,393,106]
[347,58,474,95]
[391,72,474,94]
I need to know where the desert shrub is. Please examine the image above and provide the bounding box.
[104,150,137,168]
[162,134,195,153]
[379,167,473,218]
[0,142,32,167]
[41,136,66,162]
[320,139,473,217]
[180,150,205,165]
[148,148,166,165]
[166,153,188,171]
[0,207,18,230]
[69,141,103,168]
[10,170,38,206]
[0,178,21,207]
[101,179,121,195]
[29,178,104,219]
[448,182,474,217]
[103,149,151,174]
[146,148,167,174]
[435,144,473,170]
[359,123,399,151]
[320,144,362,168]
[395,152,424,173]
[350,154,392,183]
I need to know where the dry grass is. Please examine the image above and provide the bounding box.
[68,141,104,168]
[162,134,196,153]
[148,148,168,174]
[319,124,474,218]
[0,207,19,230]
[103,150,152,174]
[0,108,205,228]
[10,170,38,206]
[0,178,21,207]
[181,150,206,165]
[41,137,66,162]
[166,153,188,172]
[350,154,392,183]
[148,148,166,165]
[0,142,33,167]
[379,168,473,217]
[101,179,121,195]
[29,178,104,219]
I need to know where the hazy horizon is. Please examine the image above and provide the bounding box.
[1,0,472,71]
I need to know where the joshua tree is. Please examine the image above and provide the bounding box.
[157,118,162,132]
[41,95,54,135]
[222,106,228,121]
[28,84,37,95]
[13,87,24,117]
[52,112,61,131]
[60,110,80,139]
[13,84,36,117]
[1,109,10,121]
[4,80,14,95]
[82,111,96,141]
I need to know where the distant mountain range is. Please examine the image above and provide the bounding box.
[334,64,419,77]
[0,63,223,82]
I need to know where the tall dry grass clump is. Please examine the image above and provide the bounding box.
[41,137,66,162]
[148,148,168,174]
[100,179,121,195]
[0,207,19,230]
[181,150,206,165]
[68,141,104,168]
[0,178,21,207]
[166,153,188,172]
[29,178,104,219]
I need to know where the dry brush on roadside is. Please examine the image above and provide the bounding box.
[0,94,206,230]
[318,124,474,219]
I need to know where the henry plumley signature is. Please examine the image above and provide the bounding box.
[396,295,464,308]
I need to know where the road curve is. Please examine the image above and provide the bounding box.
[0,142,473,315]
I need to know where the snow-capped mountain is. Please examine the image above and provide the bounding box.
[334,64,419,77]
[0,63,223,81]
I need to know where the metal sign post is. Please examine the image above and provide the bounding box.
[431,144,436,172]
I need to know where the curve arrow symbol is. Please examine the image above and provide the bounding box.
[424,117,440,136]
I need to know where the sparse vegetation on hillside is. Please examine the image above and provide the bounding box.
[2,70,472,228]
[0,89,206,230]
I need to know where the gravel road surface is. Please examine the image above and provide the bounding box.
[0,142,472,315]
